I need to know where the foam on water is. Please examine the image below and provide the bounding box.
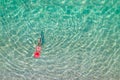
[0,0,120,80]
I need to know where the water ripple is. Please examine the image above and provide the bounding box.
[0,0,120,80]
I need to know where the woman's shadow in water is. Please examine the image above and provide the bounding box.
[40,31,45,46]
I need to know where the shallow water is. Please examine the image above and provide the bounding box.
[0,0,120,80]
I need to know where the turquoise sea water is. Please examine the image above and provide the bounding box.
[0,0,120,80]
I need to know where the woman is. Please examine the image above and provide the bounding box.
[34,38,42,58]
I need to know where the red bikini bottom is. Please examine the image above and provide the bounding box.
[34,52,40,58]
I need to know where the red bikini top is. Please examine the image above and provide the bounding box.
[36,46,41,52]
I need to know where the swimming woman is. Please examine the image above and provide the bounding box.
[34,38,41,58]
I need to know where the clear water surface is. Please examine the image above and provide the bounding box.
[0,0,120,80]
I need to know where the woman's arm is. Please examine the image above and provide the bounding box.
[38,38,41,46]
